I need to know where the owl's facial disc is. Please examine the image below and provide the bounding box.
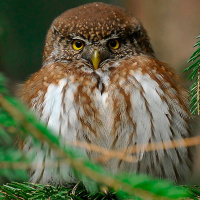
[82,47,110,70]
[71,39,105,70]
[89,39,120,69]
[82,46,113,70]
[87,40,119,69]
[79,39,115,70]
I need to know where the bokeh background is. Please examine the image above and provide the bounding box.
[0,0,199,183]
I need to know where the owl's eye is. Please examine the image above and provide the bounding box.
[108,39,120,50]
[72,40,84,50]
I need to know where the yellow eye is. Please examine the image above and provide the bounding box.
[72,40,84,50]
[108,39,120,50]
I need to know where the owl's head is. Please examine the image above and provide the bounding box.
[43,2,154,70]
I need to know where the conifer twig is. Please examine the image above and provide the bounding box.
[70,135,200,163]
[197,66,200,115]
[184,33,200,115]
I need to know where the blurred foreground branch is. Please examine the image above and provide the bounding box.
[0,74,196,199]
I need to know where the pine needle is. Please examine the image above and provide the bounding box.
[197,67,200,115]
[184,33,200,115]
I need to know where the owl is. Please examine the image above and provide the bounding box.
[19,2,193,185]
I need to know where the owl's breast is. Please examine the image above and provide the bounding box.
[24,57,192,183]
[30,74,114,144]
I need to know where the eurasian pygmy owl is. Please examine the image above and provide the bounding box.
[19,2,193,185]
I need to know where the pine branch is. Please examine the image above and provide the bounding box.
[0,181,196,200]
[184,33,200,115]
[0,182,117,200]
[0,182,199,200]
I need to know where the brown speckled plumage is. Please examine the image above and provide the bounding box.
[43,3,154,66]
[19,2,193,186]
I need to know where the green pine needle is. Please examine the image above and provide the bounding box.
[0,182,117,200]
[0,181,199,200]
[184,33,200,115]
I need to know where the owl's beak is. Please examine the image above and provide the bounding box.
[91,50,101,70]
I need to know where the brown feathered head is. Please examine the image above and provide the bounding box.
[42,2,154,69]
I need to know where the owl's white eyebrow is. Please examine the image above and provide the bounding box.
[101,33,121,43]
[103,36,120,42]
[99,37,120,45]
[70,36,91,44]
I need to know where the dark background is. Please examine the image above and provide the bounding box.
[0,0,199,183]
